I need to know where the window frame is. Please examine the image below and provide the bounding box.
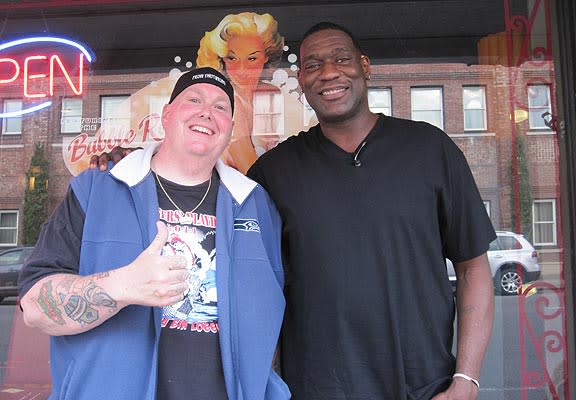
[253,90,285,136]
[368,87,392,116]
[0,210,19,247]
[2,99,23,135]
[411,87,444,130]
[100,95,130,131]
[60,97,84,134]
[463,85,487,131]
[532,199,557,246]
[527,84,552,131]
[483,200,491,217]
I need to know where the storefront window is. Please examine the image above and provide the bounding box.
[0,1,573,399]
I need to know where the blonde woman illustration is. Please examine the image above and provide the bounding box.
[197,12,285,173]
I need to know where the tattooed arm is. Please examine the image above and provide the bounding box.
[20,222,189,336]
[432,253,494,400]
[21,271,121,335]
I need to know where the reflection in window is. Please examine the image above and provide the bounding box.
[149,96,169,120]
[532,199,556,245]
[463,86,486,131]
[101,95,130,138]
[368,88,391,116]
[0,248,23,265]
[302,94,316,127]
[2,99,23,135]
[253,91,284,135]
[483,200,491,217]
[528,85,551,130]
[411,87,443,129]
[497,235,523,250]
[61,98,83,134]
[0,211,18,246]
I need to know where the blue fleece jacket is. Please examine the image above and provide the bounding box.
[48,143,290,400]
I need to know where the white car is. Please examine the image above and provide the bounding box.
[447,231,541,295]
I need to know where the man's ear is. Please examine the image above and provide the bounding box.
[360,55,371,80]
[161,103,171,130]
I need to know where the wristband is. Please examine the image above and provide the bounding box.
[452,373,480,388]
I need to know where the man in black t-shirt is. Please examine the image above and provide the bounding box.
[246,22,495,400]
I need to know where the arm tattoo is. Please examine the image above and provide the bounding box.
[38,275,117,326]
[38,281,66,325]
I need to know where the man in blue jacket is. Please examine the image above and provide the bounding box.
[18,67,290,400]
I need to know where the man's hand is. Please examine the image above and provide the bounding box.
[21,221,188,336]
[431,377,479,400]
[113,221,189,307]
[89,147,138,171]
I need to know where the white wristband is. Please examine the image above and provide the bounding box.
[453,373,480,388]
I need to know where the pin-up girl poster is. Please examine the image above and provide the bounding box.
[196,12,284,173]
[62,12,312,175]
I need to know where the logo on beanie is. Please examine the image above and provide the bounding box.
[190,73,227,86]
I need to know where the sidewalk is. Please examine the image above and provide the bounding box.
[0,305,50,400]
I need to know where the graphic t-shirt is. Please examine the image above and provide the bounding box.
[155,171,228,400]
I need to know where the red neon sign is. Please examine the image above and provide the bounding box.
[0,36,93,117]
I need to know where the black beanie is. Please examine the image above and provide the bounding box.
[168,67,235,114]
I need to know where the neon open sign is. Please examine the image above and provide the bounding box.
[0,36,93,117]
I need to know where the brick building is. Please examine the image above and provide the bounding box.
[0,61,560,266]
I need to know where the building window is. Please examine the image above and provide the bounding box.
[302,95,317,127]
[0,211,18,247]
[483,200,491,217]
[368,88,392,116]
[2,99,23,135]
[61,98,83,134]
[101,95,130,135]
[411,87,443,129]
[532,199,556,245]
[253,91,284,135]
[148,95,169,119]
[527,85,552,130]
[463,86,487,131]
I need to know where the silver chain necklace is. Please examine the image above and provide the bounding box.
[153,171,212,225]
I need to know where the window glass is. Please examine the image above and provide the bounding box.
[488,238,500,251]
[2,100,23,134]
[368,88,391,116]
[463,86,486,131]
[528,85,552,130]
[533,200,556,245]
[253,91,284,135]
[498,236,522,250]
[0,3,573,399]
[60,98,83,134]
[483,200,491,217]
[100,95,130,137]
[0,249,22,265]
[411,87,443,129]
[0,211,18,246]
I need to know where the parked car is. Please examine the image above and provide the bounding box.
[447,231,541,296]
[0,246,34,302]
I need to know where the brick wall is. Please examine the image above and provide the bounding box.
[0,63,561,248]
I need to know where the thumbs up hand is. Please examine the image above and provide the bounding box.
[112,221,190,307]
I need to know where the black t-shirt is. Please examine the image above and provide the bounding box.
[154,171,227,400]
[248,115,496,399]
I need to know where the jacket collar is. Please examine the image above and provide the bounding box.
[110,142,257,205]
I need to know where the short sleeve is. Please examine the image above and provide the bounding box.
[441,139,496,263]
[18,187,85,296]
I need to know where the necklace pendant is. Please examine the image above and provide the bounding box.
[180,214,194,225]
